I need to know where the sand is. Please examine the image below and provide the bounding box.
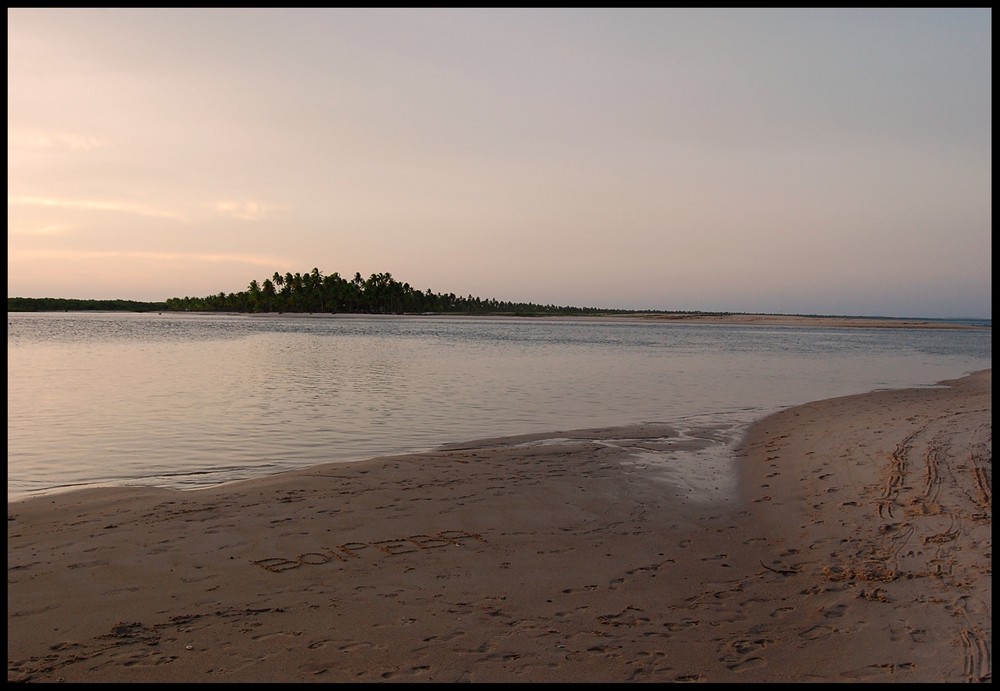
[624,313,987,329]
[7,370,991,683]
[249,311,987,330]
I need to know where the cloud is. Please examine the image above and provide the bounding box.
[8,196,188,222]
[8,223,77,236]
[11,130,108,150]
[9,249,289,267]
[209,200,278,221]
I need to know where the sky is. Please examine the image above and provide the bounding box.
[7,8,992,318]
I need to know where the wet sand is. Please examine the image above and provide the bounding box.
[247,311,987,330]
[7,370,991,682]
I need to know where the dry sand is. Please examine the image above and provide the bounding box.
[7,370,991,683]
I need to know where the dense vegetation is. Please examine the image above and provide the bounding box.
[9,268,630,316]
[7,297,169,312]
[165,269,628,315]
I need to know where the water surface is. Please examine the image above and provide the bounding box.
[7,312,991,501]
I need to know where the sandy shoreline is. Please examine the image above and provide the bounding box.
[630,313,988,329]
[235,310,988,330]
[7,371,991,682]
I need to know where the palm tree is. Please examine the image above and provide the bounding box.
[309,267,323,312]
[261,278,276,312]
[270,272,284,311]
[322,272,343,312]
[288,272,302,311]
[247,279,262,313]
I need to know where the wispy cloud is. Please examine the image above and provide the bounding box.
[11,130,108,150]
[8,196,188,223]
[8,223,77,236]
[209,200,279,221]
[10,248,290,268]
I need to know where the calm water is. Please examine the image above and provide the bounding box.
[7,312,992,501]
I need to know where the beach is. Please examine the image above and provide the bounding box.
[7,369,991,683]
[239,310,988,330]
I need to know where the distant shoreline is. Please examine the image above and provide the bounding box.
[252,312,990,330]
[9,308,990,330]
[620,312,991,329]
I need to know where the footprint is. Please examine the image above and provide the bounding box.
[728,656,766,672]
[663,618,700,631]
[822,603,848,618]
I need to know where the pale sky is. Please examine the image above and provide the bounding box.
[7,8,992,318]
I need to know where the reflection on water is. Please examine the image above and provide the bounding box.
[7,312,991,500]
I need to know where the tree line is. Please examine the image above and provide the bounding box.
[7,297,169,312]
[165,268,622,316]
[8,268,627,316]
